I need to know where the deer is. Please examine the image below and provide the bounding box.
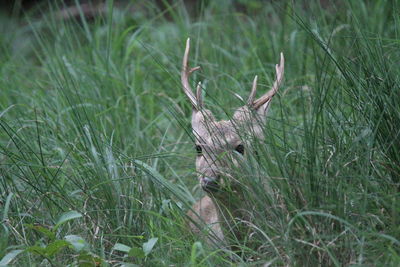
[181,38,284,247]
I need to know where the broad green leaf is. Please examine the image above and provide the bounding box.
[55,211,82,229]
[26,240,69,257]
[0,249,24,266]
[26,246,46,256]
[45,240,70,257]
[77,252,103,267]
[190,241,204,265]
[112,243,131,253]
[65,235,89,252]
[128,247,145,259]
[24,224,56,240]
[142,237,158,256]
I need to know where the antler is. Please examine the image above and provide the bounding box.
[181,38,202,110]
[247,53,285,109]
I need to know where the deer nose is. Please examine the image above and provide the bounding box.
[201,176,220,193]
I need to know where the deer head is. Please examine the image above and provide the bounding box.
[181,38,284,195]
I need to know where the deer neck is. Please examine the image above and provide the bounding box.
[209,188,248,222]
[209,189,251,242]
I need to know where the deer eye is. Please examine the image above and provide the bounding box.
[235,144,244,155]
[195,145,202,155]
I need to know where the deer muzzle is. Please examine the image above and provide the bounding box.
[200,176,220,193]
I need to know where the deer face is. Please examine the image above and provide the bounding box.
[192,110,243,192]
[181,38,284,194]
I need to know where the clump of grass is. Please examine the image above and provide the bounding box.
[0,0,399,266]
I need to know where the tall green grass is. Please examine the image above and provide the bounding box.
[0,0,399,265]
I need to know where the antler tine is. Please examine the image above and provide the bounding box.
[252,53,285,109]
[181,38,201,110]
[247,75,258,106]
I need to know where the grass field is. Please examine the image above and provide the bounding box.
[0,0,399,266]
